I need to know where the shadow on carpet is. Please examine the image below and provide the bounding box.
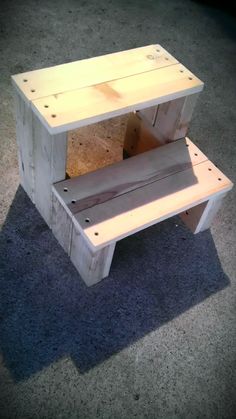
[0,186,230,381]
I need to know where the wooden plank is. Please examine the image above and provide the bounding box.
[169,94,199,140]
[52,189,115,285]
[11,45,177,102]
[53,138,208,215]
[14,91,35,201]
[179,194,227,233]
[73,161,233,250]
[51,192,73,253]
[152,93,199,142]
[137,106,158,126]
[31,64,204,134]
[194,196,226,233]
[123,112,162,156]
[70,225,116,286]
[33,114,67,226]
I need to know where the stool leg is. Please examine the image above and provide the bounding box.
[14,92,67,227]
[70,225,116,286]
[153,94,199,142]
[14,92,34,201]
[138,93,199,144]
[124,94,199,157]
[51,191,73,253]
[32,114,67,227]
[180,194,227,234]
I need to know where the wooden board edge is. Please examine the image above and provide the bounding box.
[31,82,204,135]
[11,77,31,105]
[74,181,233,251]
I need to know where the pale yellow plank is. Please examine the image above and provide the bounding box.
[31,64,204,134]
[11,45,177,102]
[73,161,232,250]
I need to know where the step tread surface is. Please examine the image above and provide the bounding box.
[52,139,232,250]
[12,45,203,134]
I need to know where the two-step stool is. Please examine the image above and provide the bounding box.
[12,44,233,286]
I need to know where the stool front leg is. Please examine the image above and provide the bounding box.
[32,114,67,227]
[179,193,227,234]
[70,226,116,286]
[14,92,34,202]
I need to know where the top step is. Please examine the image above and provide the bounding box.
[11,45,204,134]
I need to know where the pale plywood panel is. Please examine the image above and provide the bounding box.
[12,45,177,102]
[31,64,204,134]
[53,138,208,215]
[73,161,233,250]
[66,115,128,178]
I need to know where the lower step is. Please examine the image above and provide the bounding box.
[52,138,233,286]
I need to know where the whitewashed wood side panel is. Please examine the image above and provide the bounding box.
[171,94,199,140]
[33,114,67,226]
[51,192,72,253]
[14,91,35,201]
[154,93,199,142]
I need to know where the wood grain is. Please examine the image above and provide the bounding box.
[70,225,116,286]
[73,160,232,250]
[153,93,199,141]
[53,138,208,215]
[31,64,203,134]
[33,114,67,226]
[12,45,177,102]
[14,92,34,201]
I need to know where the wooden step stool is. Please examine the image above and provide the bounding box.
[12,44,233,286]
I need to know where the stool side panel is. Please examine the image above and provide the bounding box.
[14,92,35,201]
[33,114,67,226]
[152,93,199,142]
[51,192,73,254]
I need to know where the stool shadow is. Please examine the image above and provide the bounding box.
[0,186,230,381]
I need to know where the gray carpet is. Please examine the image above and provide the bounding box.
[0,1,236,418]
